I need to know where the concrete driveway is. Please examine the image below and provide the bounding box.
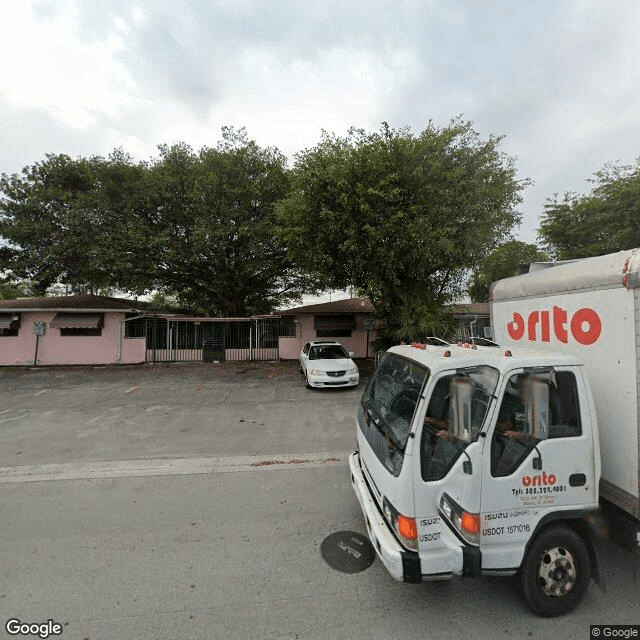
[0,363,638,639]
[0,361,362,468]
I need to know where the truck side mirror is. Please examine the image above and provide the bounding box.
[525,378,550,441]
[450,377,474,442]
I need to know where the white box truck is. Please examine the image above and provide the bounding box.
[349,249,639,617]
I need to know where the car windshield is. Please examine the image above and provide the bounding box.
[358,353,429,476]
[309,345,348,360]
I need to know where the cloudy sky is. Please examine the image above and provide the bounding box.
[1,0,639,242]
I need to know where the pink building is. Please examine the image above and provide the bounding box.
[0,294,382,366]
[278,298,377,360]
[0,295,147,366]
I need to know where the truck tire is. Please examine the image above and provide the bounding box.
[519,524,591,617]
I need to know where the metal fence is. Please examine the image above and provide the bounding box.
[125,316,293,363]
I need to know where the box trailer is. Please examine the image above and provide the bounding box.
[491,248,640,520]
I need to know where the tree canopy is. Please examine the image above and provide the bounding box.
[278,120,528,343]
[0,128,320,315]
[0,153,109,294]
[1,121,531,324]
[538,160,640,260]
[468,240,548,302]
[0,276,29,301]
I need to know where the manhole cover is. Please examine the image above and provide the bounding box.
[320,531,376,573]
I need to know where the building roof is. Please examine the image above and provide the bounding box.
[280,298,489,317]
[0,294,146,312]
[448,302,490,316]
[281,297,374,315]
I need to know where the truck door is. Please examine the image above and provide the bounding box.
[412,366,499,578]
[479,366,597,571]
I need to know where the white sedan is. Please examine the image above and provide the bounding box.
[299,341,359,389]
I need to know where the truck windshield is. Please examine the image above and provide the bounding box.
[358,353,429,476]
[421,365,499,481]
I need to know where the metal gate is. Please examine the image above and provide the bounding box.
[127,316,286,363]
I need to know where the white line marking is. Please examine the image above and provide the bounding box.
[33,389,50,396]
[0,451,350,483]
[124,385,141,394]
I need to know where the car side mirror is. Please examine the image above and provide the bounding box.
[348,351,354,358]
[525,378,550,441]
[449,377,474,442]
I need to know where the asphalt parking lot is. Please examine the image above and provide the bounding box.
[1,362,639,640]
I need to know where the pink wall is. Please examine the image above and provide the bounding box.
[121,337,147,364]
[0,311,146,366]
[278,314,376,359]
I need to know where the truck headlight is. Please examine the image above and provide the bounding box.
[439,493,480,545]
[309,368,324,376]
[383,497,418,550]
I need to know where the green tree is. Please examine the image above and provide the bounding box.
[279,119,528,345]
[136,129,321,315]
[0,276,29,300]
[0,154,110,294]
[468,240,548,302]
[146,290,181,313]
[0,129,321,315]
[380,285,459,346]
[539,160,640,259]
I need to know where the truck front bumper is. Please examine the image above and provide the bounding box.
[349,451,421,583]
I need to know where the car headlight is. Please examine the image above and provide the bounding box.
[309,368,324,376]
[348,367,358,375]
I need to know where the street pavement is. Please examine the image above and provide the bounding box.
[1,363,638,639]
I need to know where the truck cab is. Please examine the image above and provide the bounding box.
[350,342,601,616]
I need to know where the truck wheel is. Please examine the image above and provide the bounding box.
[519,524,590,617]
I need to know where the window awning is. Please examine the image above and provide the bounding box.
[50,313,104,329]
[0,313,19,329]
[314,314,356,331]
